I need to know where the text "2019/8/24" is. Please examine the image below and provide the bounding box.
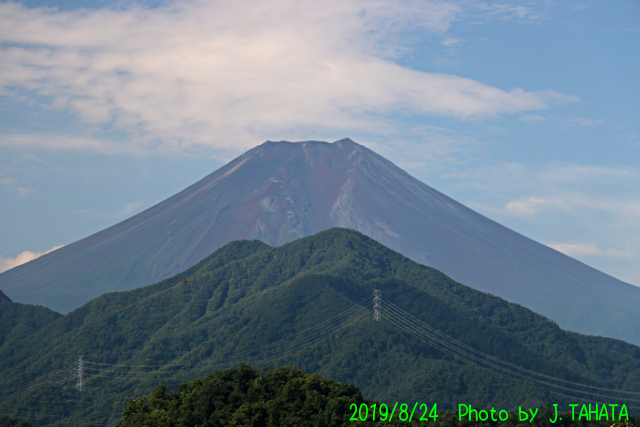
[350,402,438,422]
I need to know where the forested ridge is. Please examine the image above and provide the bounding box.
[1,229,640,425]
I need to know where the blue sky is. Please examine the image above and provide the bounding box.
[1,0,639,286]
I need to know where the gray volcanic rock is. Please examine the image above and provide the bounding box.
[1,139,639,346]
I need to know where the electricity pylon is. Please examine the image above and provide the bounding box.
[76,356,85,391]
[373,290,381,322]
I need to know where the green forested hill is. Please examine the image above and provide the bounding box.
[0,290,60,349]
[1,228,640,426]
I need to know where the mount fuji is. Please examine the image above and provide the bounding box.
[1,138,638,345]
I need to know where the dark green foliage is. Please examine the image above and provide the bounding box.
[0,415,35,427]
[0,384,86,426]
[118,364,370,426]
[1,229,640,426]
[119,369,640,427]
[0,290,60,349]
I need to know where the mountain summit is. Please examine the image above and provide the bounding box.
[1,139,639,345]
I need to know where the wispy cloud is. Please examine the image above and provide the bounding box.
[0,133,146,154]
[519,114,603,127]
[462,1,548,22]
[0,177,16,184]
[0,245,64,273]
[0,175,33,196]
[519,114,546,123]
[452,162,640,195]
[492,193,640,218]
[451,161,640,284]
[442,37,462,47]
[548,242,634,259]
[540,164,636,182]
[0,0,577,153]
[474,3,534,20]
[503,197,550,216]
[367,128,479,174]
[13,186,33,196]
[76,200,144,219]
[117,201,143,217]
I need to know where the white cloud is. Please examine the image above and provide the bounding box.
[504,197,550,216]
[449,161,640,239]
[442,37,461,46]
[0,245,64,273]
[0,0,577,153]
[117,201,143,217]
[464,1,545,22]
[452,163,640,196]
[565,117,604,127]
[518,114,603,127]
[497,194,640,218]
[449,161,640,284]
[548,242,634,259]
[13,186,33,196]
[519,114,546,123]
[475,3,532,20]
[367,128,478,174]
[0,175,34,196]
[0,133,145,153]
[540,164,636,182]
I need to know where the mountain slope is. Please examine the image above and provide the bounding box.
[1,229,640,425]
[0,290,60,349]
[1,139,639,347]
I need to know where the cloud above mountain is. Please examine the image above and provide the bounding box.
[0,0,576,152]
[548,242,633,259]
[0,245,64,274]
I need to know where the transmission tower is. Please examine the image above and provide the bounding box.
[76,356,85,392]
[373,290,381,322]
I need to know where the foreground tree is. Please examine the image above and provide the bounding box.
[118,364,373,427]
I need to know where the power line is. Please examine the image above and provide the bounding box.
[383,298,640,397]
[385,312,640,405]
[381,297,640,404]
[45,297,370,392]
[1,362,77,392]
[0,362,78,402]
[80,295,372,374]
[81,299,371,383]
[4,292,639,425]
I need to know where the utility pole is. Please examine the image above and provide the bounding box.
[76,356,85,392]
[373,290,381,322]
